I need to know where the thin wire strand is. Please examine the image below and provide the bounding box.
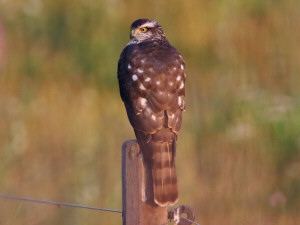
[0,193,122,214]
[182,217,201,225]
[0,194,202,224]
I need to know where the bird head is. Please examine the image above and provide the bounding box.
[130,19,166,42]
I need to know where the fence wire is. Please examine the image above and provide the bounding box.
[182,217,201,225]
[1,193,203,225]
[0,193,122,213]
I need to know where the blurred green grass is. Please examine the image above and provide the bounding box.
[0,0,300,224]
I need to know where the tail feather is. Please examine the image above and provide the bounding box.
[152,142,178,206]
[135,129,178,206]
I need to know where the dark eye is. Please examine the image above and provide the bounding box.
[139,27,148,32]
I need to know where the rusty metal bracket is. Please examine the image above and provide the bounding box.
[168,205,196,225]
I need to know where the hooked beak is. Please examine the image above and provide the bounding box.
[130,29,135,40]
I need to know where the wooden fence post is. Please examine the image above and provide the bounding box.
[122,140,168,225]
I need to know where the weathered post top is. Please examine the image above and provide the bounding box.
[122,140,167,225]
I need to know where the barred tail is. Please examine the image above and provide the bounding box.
[135,129,178,206]
[152,141,178,206]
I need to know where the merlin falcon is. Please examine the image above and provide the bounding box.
[118,19,186,206]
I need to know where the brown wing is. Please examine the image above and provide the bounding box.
[118,42,185,134]
[118,41,185,206]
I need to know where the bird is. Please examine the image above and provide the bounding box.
[117,18,186,207]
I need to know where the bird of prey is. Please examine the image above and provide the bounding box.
[118,19,185,206]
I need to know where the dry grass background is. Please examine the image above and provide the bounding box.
[0,0,300,224]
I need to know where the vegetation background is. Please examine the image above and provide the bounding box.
[0,0,299,224]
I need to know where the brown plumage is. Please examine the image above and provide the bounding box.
[118,19,186,206]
